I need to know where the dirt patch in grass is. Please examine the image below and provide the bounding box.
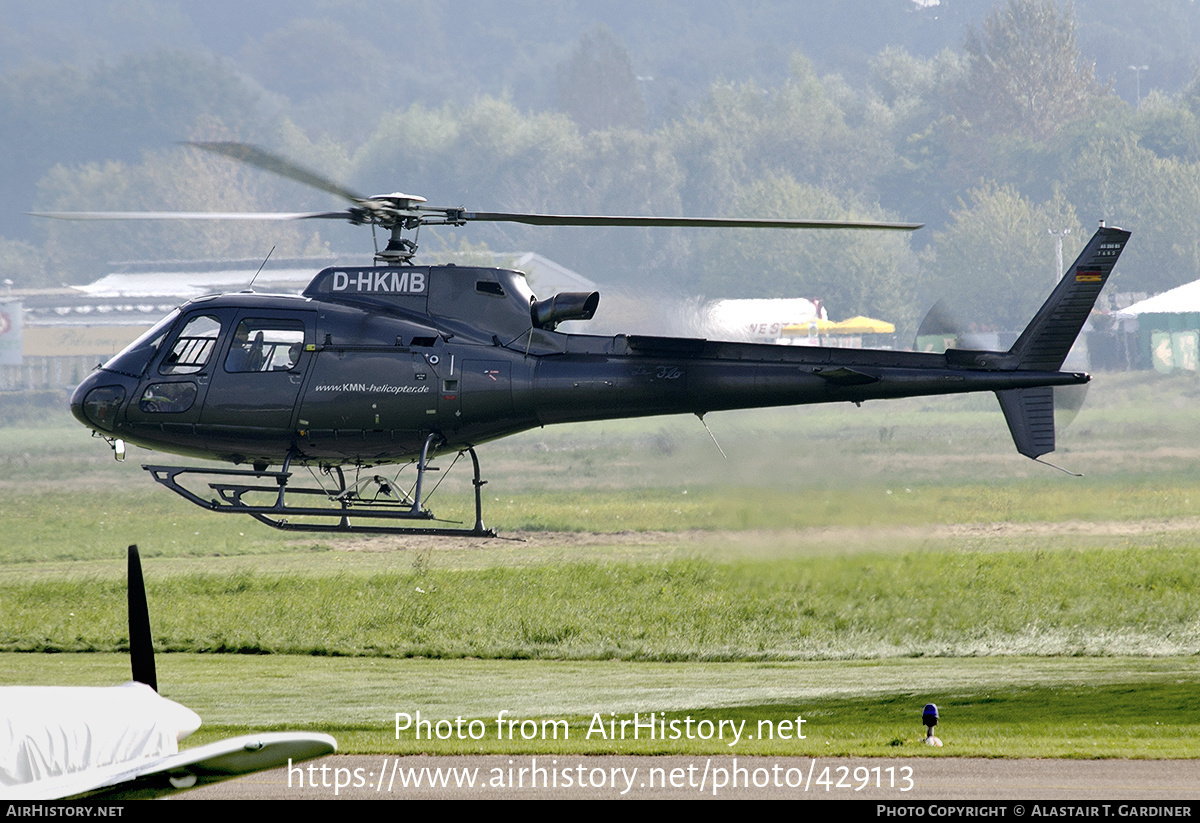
[331,516,1200,554]
[332,529,700,553]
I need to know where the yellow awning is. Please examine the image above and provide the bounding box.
[831,315,895,334]
[781,315,895,335]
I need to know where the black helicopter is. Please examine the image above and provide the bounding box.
[52,142,1130,536]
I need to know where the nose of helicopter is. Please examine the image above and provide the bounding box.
[70,370,129,433]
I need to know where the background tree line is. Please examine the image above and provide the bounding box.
[4,0,1200,336]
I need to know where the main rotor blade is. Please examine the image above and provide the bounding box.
[184,141,367,204]
[32,210,350,221]
[458,212,923,231]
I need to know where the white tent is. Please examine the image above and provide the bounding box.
[1112,280,1200,373]
[1112,279,1200,319]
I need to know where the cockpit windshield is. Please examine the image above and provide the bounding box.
[101,309,181,378]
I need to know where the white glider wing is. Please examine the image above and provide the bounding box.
[0,681,334,799]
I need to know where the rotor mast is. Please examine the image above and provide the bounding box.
[357,193,453,264]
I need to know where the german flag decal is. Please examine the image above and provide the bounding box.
[1075,268,1103,282]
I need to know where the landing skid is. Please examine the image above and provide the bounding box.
[144,436,495,536]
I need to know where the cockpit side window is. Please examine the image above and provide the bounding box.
[225,319,305,373]
[160,314,221,375]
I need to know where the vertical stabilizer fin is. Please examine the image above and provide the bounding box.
[1008,225,1131,371]
[127,544,158,692]
[996,386,1056,459]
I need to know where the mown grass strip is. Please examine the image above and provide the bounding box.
[4,654,1195,758]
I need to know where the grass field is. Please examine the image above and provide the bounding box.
[2,371,1199,758]
[3,653,1196,758]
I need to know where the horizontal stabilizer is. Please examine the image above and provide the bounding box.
[996,386,1055,459]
